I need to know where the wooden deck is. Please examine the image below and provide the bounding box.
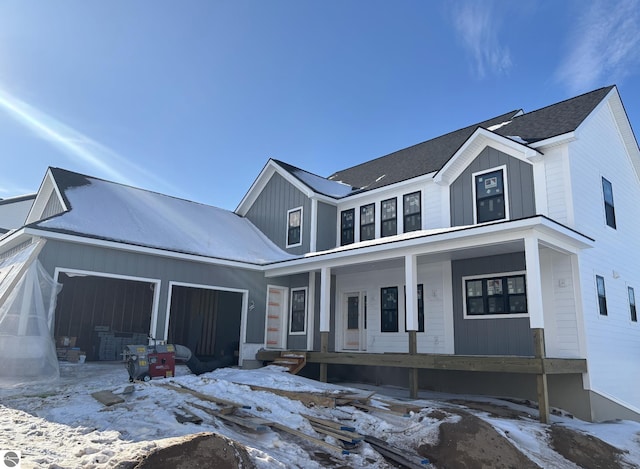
[256,349,587,375]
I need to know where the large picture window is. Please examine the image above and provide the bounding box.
[403,192,421,233]
[287,207,302,247]
[380,286,399,332]
[341,208,355,246]
[464,273,527,318]
[289,288,307,334]
[602,177,616,229]
[360,204,375,241]
[381,198,397,237]
[475,168,506,223]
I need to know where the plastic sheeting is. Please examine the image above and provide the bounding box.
[0,241,62,387]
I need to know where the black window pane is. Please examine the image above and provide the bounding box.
[290,290,306,333]
[467,297,484,315]
[602,178,616,229]
[596,275,607,315]
[381,287,398,332]
[476,170,504,199]
[360,204,375,241]
[629,287,637,322]
[347,296,359,330]
[341,209,355,245]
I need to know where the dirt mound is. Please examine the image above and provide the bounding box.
[133,432,255,469]
[418,409,541,469]
[550,425,630,469]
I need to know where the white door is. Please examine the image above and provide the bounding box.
[265,286,288,349]
[343,292,366,351]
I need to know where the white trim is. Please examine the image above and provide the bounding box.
[289,287,308,335]
[442,260,455,353]
[310,198,318,252]
[26,169,68,225]
[462,270,529,320]
[164,280,249,365]
[286,206,303,248]
[307,271,316,350]
[472,165,509,224]
[529,132,576,149]
[53,267,162,343]
[532,161,548,217]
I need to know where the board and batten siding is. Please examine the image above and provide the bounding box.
[452,253,534,356]
[316,202,337,251]
[37,240,269,344]
[450,146,536,227]
[564,99,640,414]
[245,172,311,255]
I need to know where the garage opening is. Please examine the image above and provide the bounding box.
[167,284,242,363]
[54,272,156,361]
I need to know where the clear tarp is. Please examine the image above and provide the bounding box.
[0,241,62,387]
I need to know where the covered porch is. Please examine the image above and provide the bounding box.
[262,216,594,422]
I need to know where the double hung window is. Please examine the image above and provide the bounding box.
[475,169,506,223]
[287,207,302,247]
[403,192,421,232]
[360,204,375,241]
[602,177,616,229]
[596,275,607,316]
[381,198,397,237]
[289,289,307,334]
[380,286,399,332]
[340,209,355,246]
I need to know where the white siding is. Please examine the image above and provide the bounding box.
[543,146,571,224]
[567,100,640,412]
[335,261,449,354]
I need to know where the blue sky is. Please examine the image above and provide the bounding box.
[0,1,638,210]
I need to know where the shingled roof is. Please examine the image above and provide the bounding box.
[328,86,615,192]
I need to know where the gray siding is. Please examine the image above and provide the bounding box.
[38,240,269,343]
[316,201,337,251]
[450,146,536,226]
[452,253,534,356]
[245,173,311,255]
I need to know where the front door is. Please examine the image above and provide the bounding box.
[343,292,366,351]
[265,286,288,349]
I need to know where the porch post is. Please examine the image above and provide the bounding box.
[319,266,331,383]
[405,254,419,398]
[524,235,550,424]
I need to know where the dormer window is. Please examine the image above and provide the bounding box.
[341,208,355,246]
[286,207,302,247]
[474,167,507,223]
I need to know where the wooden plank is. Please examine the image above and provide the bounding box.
[351,402,411,417]
[186,400,235,416]
[310,422,362,444]
[269,422,350,455]
[364,434,430,468]
[302,414,356,432]
[174,406,203,424]
[215,413,271,432]
[91,390,124,407]
[160,383,250,409]
[247,384,337,408]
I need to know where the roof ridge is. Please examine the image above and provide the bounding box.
[511,85,615,121]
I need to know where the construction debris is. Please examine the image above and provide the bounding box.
[91,390,125,407]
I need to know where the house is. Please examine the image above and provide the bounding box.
[1,85,638,423]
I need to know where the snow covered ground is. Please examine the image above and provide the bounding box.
[0,362,639,468]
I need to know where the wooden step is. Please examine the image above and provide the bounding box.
[271,352,306,374]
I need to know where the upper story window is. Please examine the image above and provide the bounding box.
[464,272,527,318]
[286,207,303,247]
[629,286,637,322]
[596,275,607,316]
[602,177,616,229]
[360,204,375,241]
[403,191,421,232]
[341,208,355,246]
[474,167,507,223]
[381,198,397,237]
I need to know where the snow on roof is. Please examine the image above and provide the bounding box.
[34,169,296,265]
[273,160,357,198]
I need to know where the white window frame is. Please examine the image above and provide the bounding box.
[289,287,308,335]
[462,270,528,320]
[472,165,509,224]
[286,206,303,248]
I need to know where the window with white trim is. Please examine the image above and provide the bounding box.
[360,203,375,241]
[475,168,506,223]
[381,286,399,332]
[403,191,421,232]
[286,207,302,247]
[596,275,607,316]
[381,198,397,237]
[464,272,527,318]
[602,177,616,229]
[629,286,637,322]
[340,208,355,245]
[289,288,307,334]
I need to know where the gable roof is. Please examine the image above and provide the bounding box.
[329,86,615,191]
[30,168,295,265]
[272,159,358,198]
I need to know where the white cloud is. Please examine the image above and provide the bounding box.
[452,1,512,78]
[556,0,640,93]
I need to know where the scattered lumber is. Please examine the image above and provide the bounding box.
[335,391,375,406]
[352,401,421,417]
[247,384,339,408]
[309,422,362,445]
[214,412,271,433]
[187,400,235,416]
[364,434,430,468]
[268,421,351,455]
[91,390,124,407]
[160,382,250,409]
[173,406,203,424]
[302,414,356,433]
